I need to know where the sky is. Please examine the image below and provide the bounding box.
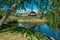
[1,0,52,13]
[2,4,9,10]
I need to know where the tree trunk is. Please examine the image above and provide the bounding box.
[0,4,17,27]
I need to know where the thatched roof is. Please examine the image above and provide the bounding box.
[21,11,37,16]
[28,11,37,16]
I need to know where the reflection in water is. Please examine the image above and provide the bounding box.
[40,24,56,39]
[18,23,60,40]
[55,29,60,40]
[18,23,24,28]
[33,26,39,31]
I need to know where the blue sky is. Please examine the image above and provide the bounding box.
[1,0,52,13]
[2,4,10,10]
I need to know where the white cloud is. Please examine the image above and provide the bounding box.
[33,9,38,13]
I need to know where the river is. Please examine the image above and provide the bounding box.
[18,23,60,40]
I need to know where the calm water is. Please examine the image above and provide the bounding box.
[18,23,60,40]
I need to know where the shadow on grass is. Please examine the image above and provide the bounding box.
[0,24,35,35]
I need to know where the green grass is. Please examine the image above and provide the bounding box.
[6,15,46,21]
[21,22,41,26]
[18,16,46,20]
[19,16,41,20]
[0,24,49,40]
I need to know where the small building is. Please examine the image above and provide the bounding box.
[28,11,37,16]
[21,11,37,16]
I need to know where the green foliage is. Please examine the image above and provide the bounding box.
[0,14,3,19]
[5,16,18,22]
[46,10,59,29]
[46,0,60,29]
[0,10,5,19]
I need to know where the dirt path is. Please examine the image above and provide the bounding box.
[18,19,47,22]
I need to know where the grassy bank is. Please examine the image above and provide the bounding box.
[6,16,46,21]
[21,22,41,26]
[0,24,49,40]
[5,16,46,26]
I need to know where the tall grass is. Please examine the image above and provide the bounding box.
[0,24,49,40]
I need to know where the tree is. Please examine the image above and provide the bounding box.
[0,0,40,27]
[0,0,22,27]
[46,0,60,29]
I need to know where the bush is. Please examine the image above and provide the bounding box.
[0,15,3,19]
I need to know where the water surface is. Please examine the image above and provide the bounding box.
[18,23,60,40]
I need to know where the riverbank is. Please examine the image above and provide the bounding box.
[0,24,49,40]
